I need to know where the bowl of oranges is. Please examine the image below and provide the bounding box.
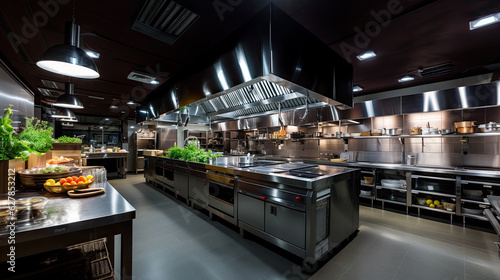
[43,175,94,194]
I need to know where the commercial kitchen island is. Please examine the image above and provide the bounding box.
[0,182,136,279]
[145,155,360,272]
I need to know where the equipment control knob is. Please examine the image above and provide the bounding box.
[295,196,302,202]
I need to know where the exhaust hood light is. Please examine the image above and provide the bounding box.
[139,110,147,114]
[353,85,363,92]
[109,105,118,109]
[52,108,76,119]
[127,100,135,105]
[398,76,414,82]
[346,120,360,124]
[356,51,376,61]
[130,126,135,129]
[150,80,160,85]
[37,22,99,79]
[84,50,100,59]
[54,82,83,109]
[470,12,500,30]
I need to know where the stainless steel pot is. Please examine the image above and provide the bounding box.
[384,128,402,136]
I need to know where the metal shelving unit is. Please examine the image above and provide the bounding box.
[131,131,157,174]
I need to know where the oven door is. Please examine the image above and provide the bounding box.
[208,181,234,216]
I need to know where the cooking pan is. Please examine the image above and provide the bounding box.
[454,121,476,128]
[440,128,455,135]
[457,127,475,134]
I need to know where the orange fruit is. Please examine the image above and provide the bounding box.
[66,177,73,182]
[59,178,67,184]
[71,176,78,181]
[63,182,70,185]
[69,181,77,185]
[78,176,86,181]
[77,180,86,184]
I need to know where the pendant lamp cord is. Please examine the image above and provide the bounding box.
[72,0,76,23]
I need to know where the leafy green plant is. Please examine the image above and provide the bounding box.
[0,104,32,161]
[16,117,55,154]
[164,144,222,163]
[56,136,82,143]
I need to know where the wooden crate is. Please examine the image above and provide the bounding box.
[0,158,25,193]
[27,151,52,169]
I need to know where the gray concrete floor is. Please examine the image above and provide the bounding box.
[110,175,500,280]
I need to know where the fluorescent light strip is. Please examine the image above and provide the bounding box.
[353,85,363,92]
[88,95,105,100]
[470,12,500,30]
[458,87,468,108]
[398,76,414,82]
[356,51,376,61]
[85,50,100,59]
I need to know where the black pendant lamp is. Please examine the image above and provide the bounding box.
[54,82,83,109]
[36,1,99,79]
[52,107,76,119]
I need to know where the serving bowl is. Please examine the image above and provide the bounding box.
[44,179,94,194]
[416,197,428,205]
[442,201,456,212]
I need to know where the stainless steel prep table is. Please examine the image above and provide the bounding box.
[82,152,128,178]
[0,182,136,279]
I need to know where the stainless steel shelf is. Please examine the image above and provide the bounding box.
[361,182,375,187]
[413,204,455,214]
[137,137,156,140]
[343,132,500,139]
[461,212,488,221]
[412,190,456,198]
[376,185,407,192]
[377,198,407,206]
[461,198,490,205]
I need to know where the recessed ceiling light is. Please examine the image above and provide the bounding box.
[150,80,159,85]
[398,76,415,82]
[353,85,363,92]
[127,100,135,105]
[85,50,100,59]
[100,126,103,129]
[356,51,376,61]
[104,118,110,121]
[470,12,500,30]
[109,105,118,109]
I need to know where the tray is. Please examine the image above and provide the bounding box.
[19,167,82,187]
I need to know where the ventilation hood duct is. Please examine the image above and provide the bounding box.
[137,4,353,124]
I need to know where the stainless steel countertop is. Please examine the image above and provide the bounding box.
[146,154,500,178]
[0,182,136,237]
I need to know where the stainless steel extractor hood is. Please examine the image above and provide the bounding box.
[137,4,353,124]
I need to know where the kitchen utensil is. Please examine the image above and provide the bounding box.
[360,190,372,196]
[363,176,374,184]
[457,127,475,134]
[462,207,484,215]
[478,122,499,132]
[406,155,416,166]
[68,188,106,198]
[330,159,347,162]
[381,179,404,189]
[454,121,476,128]
[422,127,439,135]
[312,132,323,138]
[384,128,402,136]
[410,127,422,135]
[416,197,428,205]
[440,128,455,134]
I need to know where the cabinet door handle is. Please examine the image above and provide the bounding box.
[270,205,277,215]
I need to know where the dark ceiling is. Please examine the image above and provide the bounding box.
[1,0,499,121]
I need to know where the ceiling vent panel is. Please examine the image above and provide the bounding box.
[41,79,64,89]
[419,63,453,79]
[127,71,156,83]
[132,0,199,45]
